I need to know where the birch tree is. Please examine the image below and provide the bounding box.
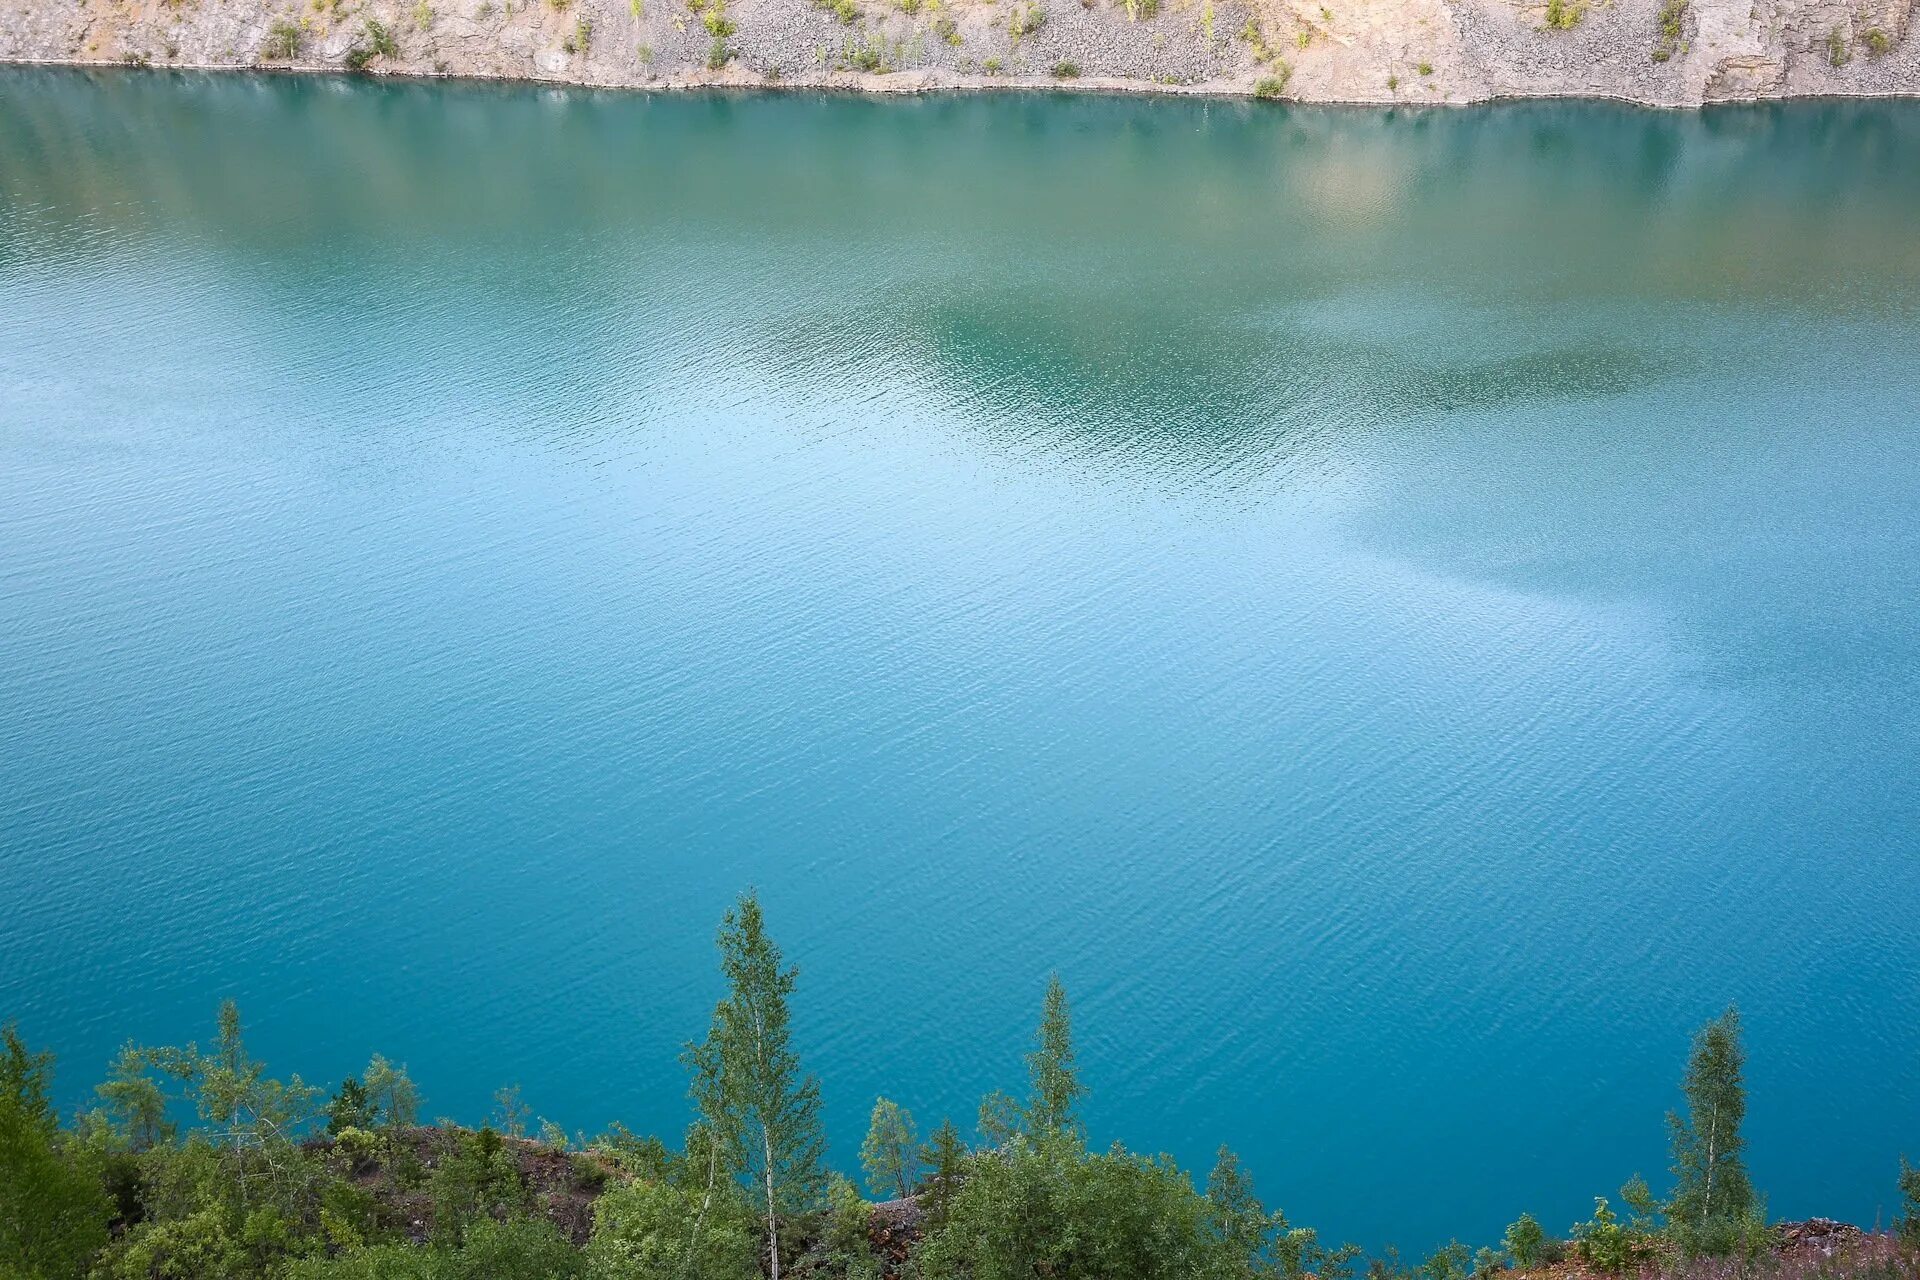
[689,891,827,1280]
[1666,1006,1755,1247]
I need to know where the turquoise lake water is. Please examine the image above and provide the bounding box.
[3,69,1919,1250]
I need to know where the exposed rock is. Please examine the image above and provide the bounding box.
[0,0,1914,105]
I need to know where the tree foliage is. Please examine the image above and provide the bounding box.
[859,1097,920,1200]
[0,1024,112,1280]
[1667,1007,1755,1253]
[1025,975,1084,1138]
[688,890,827,1280]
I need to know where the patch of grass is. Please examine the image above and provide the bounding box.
[933,12,959,43]
[1295,28,1308,47]
[1050,58,1078,75]
[981,53,1003,72]
[1008,1,1044,38]
[895,0,921,14]
[1252,59,1289,96]
[826,0,858,22]
[362,15,398,55]
[476,0,495,16]
[261,16,304,57]
[1386,71,1398,88]
[840,30,889,68]
[1416,59,1431,73]
[1827,25,1848,64]
[702,6,734,36]
[562,14,590,49]
[1862,26,1888,55]
[1121,0,1157,20]
[1543,0,1583,29]
[706,31,731,64]
[636,41,653,62]
[1651,0,1684,61]
[412,0,432,26]
[343,43,375,69]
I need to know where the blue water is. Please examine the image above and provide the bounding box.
[3,70,1919,1250]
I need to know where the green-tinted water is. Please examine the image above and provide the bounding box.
[3,70,1919,1249]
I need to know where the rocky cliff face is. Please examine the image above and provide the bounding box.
[1,0,1914,105]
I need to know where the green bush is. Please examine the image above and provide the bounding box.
[1651,0,1685,61]
[1570,1197,1651,1274]
[916,1132,1225,1280]
[1503,1213,1546,1269]
[1543,0,1582,30]
[1827,26,1849,65]
[1051,59,1080,76]
[843,34,890,70]
[1863,27,1889,55]
[1898,1158,1920,1246]
[1253,62,1291,97]
[586,1178,759,1280]
[0,1027,112,1280]
[262,18,304,59]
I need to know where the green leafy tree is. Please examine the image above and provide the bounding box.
[977,1090,1022,1148]
[1026,976,1084,1137]
[1422,1241,1472,1280]
[362,1054,421,1129]
[587,1175,759,1280]
[430,1126,526,1244]
[918,1131,1228,1280]
[1570,1196,1651,1274]
[1502,1213,1545,1268]
[327,1077,373,1135]
[1896,1158,1920,1246]
[1204,1145,1355,1280]
[688,891,827,1280]
[1667,1007,1755,1253]
[1205,1146,1267,1267]
[491,1085,531,1138]
[823,1173,880,1279]
[0,1024,112,1280]
[921,1119,966,1231]
[95,1043,173,1153]
[860,1097,920,1199]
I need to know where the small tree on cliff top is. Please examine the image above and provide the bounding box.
[1667,1006,1755,1248]
[860,1097,920,1200]
[1025,974,1084,1138]
[689,891,826,1280]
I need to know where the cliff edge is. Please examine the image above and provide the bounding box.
[1,0,1915,106]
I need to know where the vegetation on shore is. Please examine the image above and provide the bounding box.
[4,892,1918,1280]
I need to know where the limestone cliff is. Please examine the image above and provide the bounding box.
[1,0,1914,105]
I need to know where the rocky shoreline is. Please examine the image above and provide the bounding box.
[3,0,1917,105]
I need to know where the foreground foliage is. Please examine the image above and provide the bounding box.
[3,893,1916,1280]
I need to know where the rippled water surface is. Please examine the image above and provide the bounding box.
[3,69,1919,1248]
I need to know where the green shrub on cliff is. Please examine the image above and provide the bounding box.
[1543,0,1583,30]
[262,18,305,59]
[1897,1158,1920,1245]
[1502,1212,1546,1268]
[1651,0,1686,61]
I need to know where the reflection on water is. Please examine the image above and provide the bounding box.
[3,70,1919,1252]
